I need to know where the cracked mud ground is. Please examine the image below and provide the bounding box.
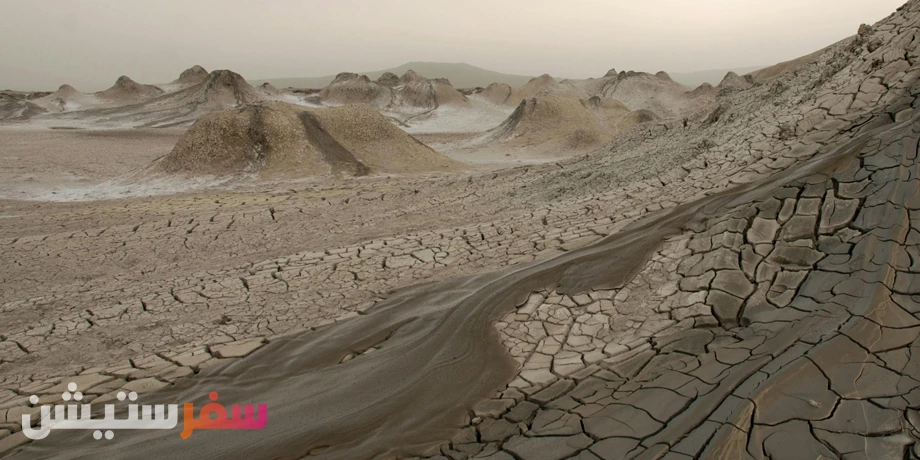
[8,2,920,459]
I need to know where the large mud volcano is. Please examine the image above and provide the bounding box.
[488,95,611,149]
[96,76,164,103]
[318,73,391,107]
[169,65,210,89]
[164,69,263,111]
[478,94,659,155]
[77,69,265,128]
[318,70,470,115]
[158,101,462,177]
[394,77,469,111]
[34,84,100,112]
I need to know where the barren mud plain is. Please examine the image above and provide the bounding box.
[3,2,920,459]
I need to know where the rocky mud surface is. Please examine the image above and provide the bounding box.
[3,1,920,459]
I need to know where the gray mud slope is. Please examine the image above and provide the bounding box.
[298,111,370,176]
[9,109,917,459]
[73,70,263,128]
[158,101,459,178]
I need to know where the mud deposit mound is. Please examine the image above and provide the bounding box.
[318,70,469,114]
[394,76,469,110]
[162,69,262,110]
[176,65,209,84]
[487,95,606,147]
[34,84,101,112]
[492,70,710,122]
[159,101,462,177]
[716,71,754,92]
[507,74,576,105]
[593,70,695,118]
[159,65,210,92]
[89,69,264,128]
[259,82,284,97]
[96,76,163,103]
[477,93,659,155]
[376,72,400,87]
[0,91,48,120]
[319,72,391,106]
[477,82,514,106]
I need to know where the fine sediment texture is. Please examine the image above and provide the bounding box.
[5,110,901,459]
[298,111,370,177]
[6,2,920,460]
[417,113,920,460]
[158,101,459,178]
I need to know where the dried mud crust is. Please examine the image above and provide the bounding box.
[423,116,920,460]
[4,1,920,459]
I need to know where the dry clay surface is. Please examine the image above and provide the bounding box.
[3,2,920,460]
[0,128,186,201]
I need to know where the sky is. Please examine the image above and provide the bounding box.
[0,0,907,92]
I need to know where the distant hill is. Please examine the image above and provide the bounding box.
[669,66,767,87]
[254,62,770,91]
[252,62,538,90]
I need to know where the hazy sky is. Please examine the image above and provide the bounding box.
[0,0,906,91]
